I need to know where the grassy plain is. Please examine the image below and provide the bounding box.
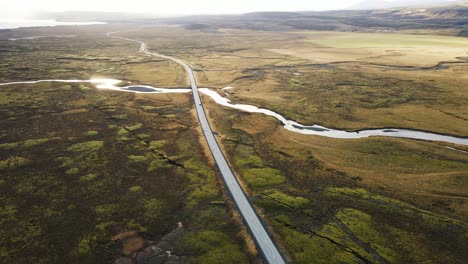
[0,25,251,263]
[121,25,468,263]
[122,27,468,135]
[272,31,468,66]
[203,98,468,263]
[1,23,467,264]
[0,25,188,87]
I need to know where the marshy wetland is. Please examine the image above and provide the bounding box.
[0,26,252,264]
[0,18,467,264]
[109,25,468,263]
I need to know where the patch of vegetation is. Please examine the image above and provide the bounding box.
[66,167,79,175]
[0,71,247,263]
[126,123,143,131]
[0,137,60,150]
[128,155,148,162]
[326,187,465,229]
[184,158,219,207]
[139,105,158,111]
[234,144,264,168]
[262,190,309,209]
[183,231,249,263]
[80,174,98,182]
[0,156,31,170]
[129,185,143,193]
[83,130,99,136]
[273,216,360,264]
[67,140,104,152]
[243,167,286,187]
[206,100,468,264]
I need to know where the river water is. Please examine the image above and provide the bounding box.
[0,79,191,94]
[198,88,468,145]
[0,79,466,146]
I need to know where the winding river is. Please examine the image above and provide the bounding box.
[197,88,468,145]
[0,79,191,93]
[1,78,467,146]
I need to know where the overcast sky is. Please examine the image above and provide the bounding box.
[1,0,365,17]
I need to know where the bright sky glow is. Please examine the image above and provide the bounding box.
[1,0,365,17]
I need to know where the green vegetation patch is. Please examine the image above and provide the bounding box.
[310,208,400,263]
[149,140,166,150]
[129,185,143,193]
[140,105,158,111]
[183,231,249,264]
[273,216,359,264]
[83,131,99,136]
[243,167,286,187]
[67,141,104,152]
[127,123,143,131]
[274,209,402,263]
[263,189,309,209]
[128,155,148,162]
[147,157,171,172]
[111,114,127,120]
[326,187,465,228]
[234,144,264,168]
[77,235,97,256]
[0,156,31,170]
[66,168,79,175]
[184,159,218,207]
[136,133,150,140]
[333,208,400,263]
[235,155,263,167]
[143,198,162,222]
[80,174,98,182]
[0,137,60,150]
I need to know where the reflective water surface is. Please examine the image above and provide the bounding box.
[1,79,466,146]
[0,20,106,29]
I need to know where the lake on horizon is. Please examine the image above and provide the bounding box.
[0,19,106,29]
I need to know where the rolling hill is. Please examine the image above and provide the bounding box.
[350,0,460,10]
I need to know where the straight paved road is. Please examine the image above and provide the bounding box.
[108,31,286,264]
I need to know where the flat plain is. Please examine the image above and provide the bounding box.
[0,13,467,264]
[121,25,468,263]
[0,26,252,264]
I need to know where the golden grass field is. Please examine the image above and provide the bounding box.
[271,31,468,67]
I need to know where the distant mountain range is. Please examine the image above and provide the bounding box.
[350,0,461,10]
[39,0,467,36]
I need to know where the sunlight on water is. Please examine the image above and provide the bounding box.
[0,79,466,145]
[0,20,106,29]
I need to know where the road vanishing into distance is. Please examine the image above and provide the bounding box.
[107,31,287,264]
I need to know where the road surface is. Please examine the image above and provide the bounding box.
[107,31,286,264]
